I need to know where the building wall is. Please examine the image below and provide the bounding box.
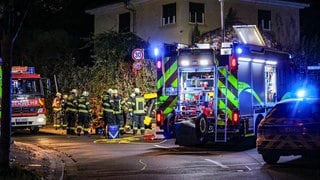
[88,0,306,49]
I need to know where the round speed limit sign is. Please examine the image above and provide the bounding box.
[132,48,144,61]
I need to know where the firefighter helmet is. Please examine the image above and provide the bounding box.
[134,88,140,94]
[82,91,89,97]
[56,92,62,97]
[63,94,68,99]
[112,89,118,94]
[70,89,78,94]
[130,93,135,98]
[107,88,113,94]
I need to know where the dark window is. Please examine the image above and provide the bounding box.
[162,3,176,25]
[258,10,271,30]
[119,12,130,33]
[189,2,204,24]
[266,100,320,119]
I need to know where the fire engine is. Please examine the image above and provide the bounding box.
[11,66,49,134]
[155,25,293,146]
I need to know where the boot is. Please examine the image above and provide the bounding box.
[133,130,137,136]
[141,130,145,136]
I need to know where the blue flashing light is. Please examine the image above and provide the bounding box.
[236,47,243,54]
[154,48,159,57]
[296,89,306,98]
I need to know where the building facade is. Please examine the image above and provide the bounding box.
[86,0,309,49]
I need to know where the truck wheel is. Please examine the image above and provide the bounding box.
[262,153,280,164]
[195,115,208,145]
[164,117,175,139]
[30,127,40,135]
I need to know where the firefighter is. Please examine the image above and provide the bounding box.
[52,92,63,130]
[65,89,78,135]
[131,88,146,135]
[61,94,69,129]
[125,93,136,132]
[77,91,91,136]
[102,89,114,136]
[111,89,126,135]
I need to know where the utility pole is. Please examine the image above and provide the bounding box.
[219,0,225,42]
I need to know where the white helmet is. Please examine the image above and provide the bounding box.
[56,92,62,97]
[134,88,140,94]
[130,93,135,98]
[112,89,118,94]
[70,89,78,94]
[63,94,68,99]
[82,91,89,97]
[107,88,113,94]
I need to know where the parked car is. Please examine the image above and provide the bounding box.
[256,98,320,164]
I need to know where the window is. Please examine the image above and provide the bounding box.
[119,12,130,33]
[162,3,176,25]
[189,2,204,24]
[258,10,271,31]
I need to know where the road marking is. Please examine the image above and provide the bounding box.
[204,159,229,169]
[154,144,170,149]
[139,159,147,171]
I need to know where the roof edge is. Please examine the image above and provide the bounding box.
[240,0,310,9]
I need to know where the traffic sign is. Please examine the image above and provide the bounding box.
[132,48,144,61]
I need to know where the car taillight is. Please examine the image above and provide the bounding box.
[156,110,164,126]
[232,109,239,125]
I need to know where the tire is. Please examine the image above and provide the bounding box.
[255,115,263,137]
[195,114,208,145]
[262,153,280,164]
[30,127,40,135]
[163,115,175,139]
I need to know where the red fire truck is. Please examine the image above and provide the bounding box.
[11,66,49,134]
[155,25,293,146]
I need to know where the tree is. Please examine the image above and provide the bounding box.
[0,0,32,172]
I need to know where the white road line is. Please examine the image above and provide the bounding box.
[154,144,170,149]
[139,159,147,171]
[204,159,229,169]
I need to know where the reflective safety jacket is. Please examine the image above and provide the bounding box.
[52,97,62,112]
[111,96,126,114]
[132,95,146,115]
[66,95,78,113]
[78,96,90,114]
[102,94,113,113]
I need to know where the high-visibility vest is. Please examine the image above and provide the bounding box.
[78,96,90,114]
[102,95,113,113]
[52,97,62,112]
[112,96,125,114]
[66,95,78,112]
[133,96,145,114]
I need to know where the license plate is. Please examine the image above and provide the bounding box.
[284,127,301,133]
[15,118,28,122]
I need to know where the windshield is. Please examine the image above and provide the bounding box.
[11,79,42,95]
[266,100,320,119]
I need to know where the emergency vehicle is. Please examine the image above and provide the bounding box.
[155,25,293,146]
[11,66,49,134]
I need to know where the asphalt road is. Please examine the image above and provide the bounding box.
[11,130,320,180]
